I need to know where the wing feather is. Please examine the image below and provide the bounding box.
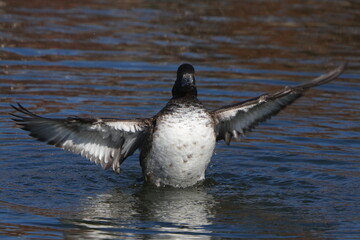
[11,104,151,173]
[213,63,347,144]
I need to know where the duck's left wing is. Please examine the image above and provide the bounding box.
[11,104,152,173]
[212,63,346,144]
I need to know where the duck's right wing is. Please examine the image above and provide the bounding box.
[11,104,152,173]
[212,63,346,144]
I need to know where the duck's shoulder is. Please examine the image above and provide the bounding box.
[158,96,207,115]
[153,97,215,128]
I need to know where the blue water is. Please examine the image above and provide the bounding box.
[1,1,359,239]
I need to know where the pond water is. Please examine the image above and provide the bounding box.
[1,0,359,239]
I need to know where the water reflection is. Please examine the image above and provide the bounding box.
[59,183,340,239]
[63,186,215,239]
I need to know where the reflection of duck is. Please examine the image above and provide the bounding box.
[11,63,346,187]
[63,187,215,239]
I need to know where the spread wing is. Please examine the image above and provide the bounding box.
[11,104,152,173]
[212,63,347,144]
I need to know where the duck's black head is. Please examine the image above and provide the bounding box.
[172,63,197,98]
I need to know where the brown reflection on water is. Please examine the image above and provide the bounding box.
[1,0,358,68]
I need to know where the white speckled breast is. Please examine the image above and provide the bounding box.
[143,103,216,187]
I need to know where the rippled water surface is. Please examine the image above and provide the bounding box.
[1,0,360,239]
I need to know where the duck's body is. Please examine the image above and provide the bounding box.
[11,63,346,187]
[141,97,216,187]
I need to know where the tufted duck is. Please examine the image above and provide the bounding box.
[11,63,346,187]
